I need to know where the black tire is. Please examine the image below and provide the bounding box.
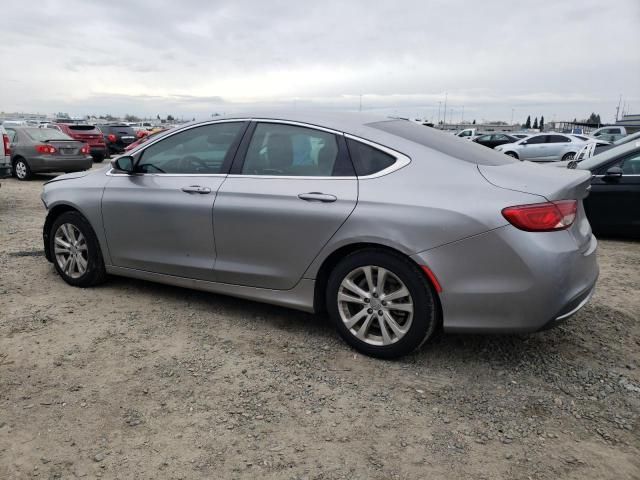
[326,249,439,359]
[562,152,576,161]
[505,151,519,159]
[49,211,107,287]
[92,153,105,163]
[13,157,32,180]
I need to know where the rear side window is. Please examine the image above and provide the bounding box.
[547,135,570,143]
[346,138,396,176]
[525,135,546,144]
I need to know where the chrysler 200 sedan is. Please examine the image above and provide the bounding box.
[41,112,599,358]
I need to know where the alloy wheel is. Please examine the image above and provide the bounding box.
[15,161,27,179]
[337,265,414,346]
[54,223,88,279]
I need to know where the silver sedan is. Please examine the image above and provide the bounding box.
[495,133,586,162]
[41,112,598,358]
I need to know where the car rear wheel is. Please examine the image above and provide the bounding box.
[327,249,438,359]
[92,153,105,163]
[50,211,107,287]
[562,152,576,161]
[13,158,31,180]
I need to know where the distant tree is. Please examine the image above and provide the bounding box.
[539,116,545,132]
[124,114,140,122]
[587,112,601,125]
[525,115,531,129]
[157,114,161,120]
[105,114,116,121]
[472,119,476,124]
[533,117,538,129]
[167,114,175,121]
[192,117,196,121]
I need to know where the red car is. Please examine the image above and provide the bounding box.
[124,129,168,152]
[53,123,107,163]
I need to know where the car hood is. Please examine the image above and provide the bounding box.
[494,142,519,150]
[478,161,591,201]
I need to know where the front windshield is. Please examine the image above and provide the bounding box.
[578,141,640,170]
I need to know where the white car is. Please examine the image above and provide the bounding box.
[494,133,586,162]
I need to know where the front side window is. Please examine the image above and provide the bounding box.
[137,122,244,174]
[620,152,640,175]
[241,123,341,176]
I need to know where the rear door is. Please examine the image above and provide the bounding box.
[101,121,247,281]
[546,134,573,160]
[212,121,358,289]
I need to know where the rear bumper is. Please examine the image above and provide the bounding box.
[28,156,93,173]
[411,225,599,333]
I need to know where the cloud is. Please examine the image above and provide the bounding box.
[0,0,638,122]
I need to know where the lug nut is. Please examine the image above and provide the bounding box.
[381,300,387,306]
[367,308,373,314]
[373,293,378,298]
[378,310,383,316]
[364,298,370,303]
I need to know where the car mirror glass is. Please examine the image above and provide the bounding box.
[111,156,135,173]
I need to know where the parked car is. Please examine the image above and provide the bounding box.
[5,127,92,180]
[494,133,585,162]
[454,128,478,140]
[511,133,531,139]
[0,125,11,179]
[590,126,628,142]
[40,113,598,359]
[556,142,639,237]
[53,123,107,163]
[97,124,137,155]
[472,133,521,149]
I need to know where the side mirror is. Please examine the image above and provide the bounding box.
[604,166,623,178]
[521,141,528,145]
[111,155,135,173]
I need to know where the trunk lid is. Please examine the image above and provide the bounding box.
[478,162,594,251]
[45,140,84,156]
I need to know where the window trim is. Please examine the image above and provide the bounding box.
[107,117,411,179]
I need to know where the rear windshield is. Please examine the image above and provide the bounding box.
[367,120,517,166]
[68,125,98,131]
[24,128,73,141]
[100,125,136,135]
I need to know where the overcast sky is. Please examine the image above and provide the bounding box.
[1,0,638,123]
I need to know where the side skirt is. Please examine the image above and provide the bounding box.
[105,266,316,313]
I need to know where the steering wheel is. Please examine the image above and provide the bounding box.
[181,155,208,172]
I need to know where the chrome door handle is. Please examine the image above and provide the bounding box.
[181,185,212,194]
[298,192,337,203]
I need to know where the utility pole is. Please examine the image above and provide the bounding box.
[443,92,448,128]
[437,101,442,127]
[616,95,622,121]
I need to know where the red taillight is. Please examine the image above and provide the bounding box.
[35,144,57,154]
[80,144,90,155]
[107,134,117,142]
[2,134,10,156]
[502,200,577,232]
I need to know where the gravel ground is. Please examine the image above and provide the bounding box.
[1,168,639,480]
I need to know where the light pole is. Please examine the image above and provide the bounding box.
[443,93,448,128]
[437,101,442,127]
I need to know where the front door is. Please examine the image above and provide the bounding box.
[520,135,548,161]
[586,151,640,234]
[213,121,358,289]
[101,121,247,281]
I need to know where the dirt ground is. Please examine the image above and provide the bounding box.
[1,168,639,480]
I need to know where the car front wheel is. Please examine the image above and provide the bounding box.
[327,249,439,359]
[49,211,107,287]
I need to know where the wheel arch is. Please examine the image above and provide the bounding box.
[43,204,84,262]
[504,151,519,159]
[312,242,442,316]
